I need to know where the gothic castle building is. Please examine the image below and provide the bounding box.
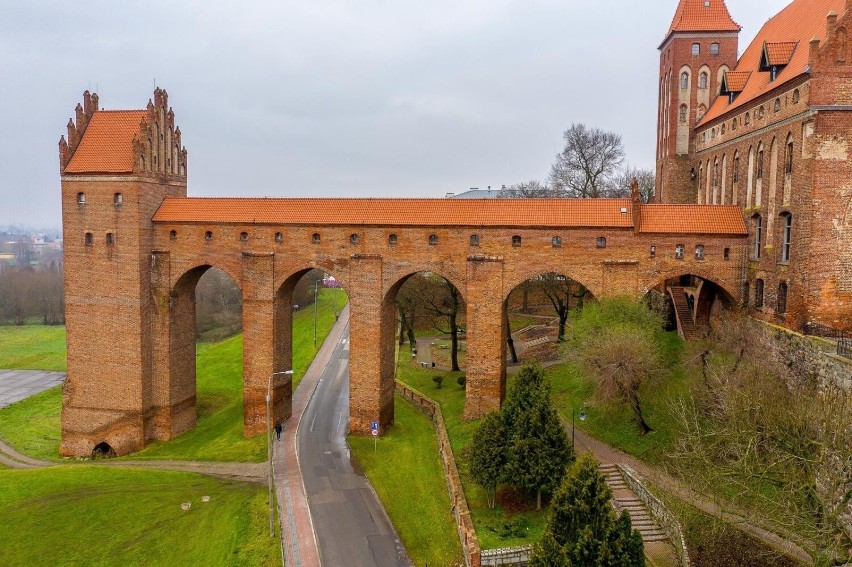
[657,0,852,331]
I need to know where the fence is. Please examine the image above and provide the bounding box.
[804,322,852,358]
[395,382,481,567]
[617,465,692,567]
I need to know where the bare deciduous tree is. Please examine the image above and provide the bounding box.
[549,123,626,198]
[614,166,656,203]
[500,179,565,198]
[532,274,589,341]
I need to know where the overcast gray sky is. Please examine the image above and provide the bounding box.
[0,0,790,228]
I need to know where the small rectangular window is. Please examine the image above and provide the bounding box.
[114,193,123,206]
[695,245,705,260]
[106,232,115,246]
[84,232,93,246]
[692,43,700,56]
[675,244,684,260]
[650,245,656,258]
[724,248,730,260]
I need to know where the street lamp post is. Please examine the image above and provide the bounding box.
[313,279,320,347]
[267,369,293,538]
[572,406,588,450]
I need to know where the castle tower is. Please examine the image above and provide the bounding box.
[59,89,188,456]
[656,0,740,202]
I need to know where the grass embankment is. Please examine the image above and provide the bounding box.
[395,347,548,550]
[547,331,689,466]
[349,394,463,566]
[0,324,67,371]
[0,467,280,566]
[0,288,345,462]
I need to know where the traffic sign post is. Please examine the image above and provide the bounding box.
[372,427,378,451]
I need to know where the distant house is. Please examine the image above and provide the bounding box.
[447,187,504,199]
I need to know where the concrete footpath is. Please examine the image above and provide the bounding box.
[0,370,65,408]
[273,305,350,567]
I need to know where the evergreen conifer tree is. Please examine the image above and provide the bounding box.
[469,411,506,509]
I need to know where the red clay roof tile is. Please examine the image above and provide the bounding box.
[65,110,145,174]
[664,0,740,44]
[765,41,799,66]
[152,197,747,235]
[153,198,636,228]
[723,70,752,92]
[700,0,846,125]
[637,204,746,235]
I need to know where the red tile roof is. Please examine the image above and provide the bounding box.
[153,198,636,228]
[700,0,846,125]
[723,71,752,92]
[637,204,747,235]
[663,0,740,44]
[152,197,747,235]
[65,110,145,174]
[765,41,798,66]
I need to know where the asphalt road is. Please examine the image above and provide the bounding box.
[298,322,411,567]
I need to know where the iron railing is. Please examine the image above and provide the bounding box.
[804,323,852,358]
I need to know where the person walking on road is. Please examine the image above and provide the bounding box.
[274,420,282,441]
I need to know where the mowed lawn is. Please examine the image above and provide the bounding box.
[0,466,280,566]
[349,393,463,566]
[0,324,67,371]
[0,288,345,462]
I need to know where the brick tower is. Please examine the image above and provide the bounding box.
[656,0,740,203]
[59,88,188,456]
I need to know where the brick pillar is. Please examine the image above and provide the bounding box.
[242,252,276,437]
[464,255,506,420]
[272,276,296,424]
[348,254,394,435]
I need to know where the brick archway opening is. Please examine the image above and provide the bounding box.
[647,274,737,340]
[273,268,349,427]
[379,271,468,432]
[503,272,597,369]
[91,441,116,459]
[155,265,243,442]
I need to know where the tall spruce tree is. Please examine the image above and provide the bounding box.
[469,411,506,509]
[530,454,645,567]
[502,363,574,510]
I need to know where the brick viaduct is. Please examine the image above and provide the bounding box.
[59,90,748,456]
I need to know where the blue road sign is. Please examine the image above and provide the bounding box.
[370,421,379,431]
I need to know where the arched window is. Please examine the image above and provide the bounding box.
[312,233,320,244]
[698,104,707,119]
[680,72,689,89]
[692,43,700,56]
[785,136,794,175]
[77,192,86,205]
[777,282,788,314]
[240,231,248,242]
[756,146,764,179]
[429,234,438,245]
[755,279,765,309]
[469,234,480,246]
[713,159,719,190]
[512,235,522,247]
[552,236,562,249]
[388,234,398,246]
[695,244,705,260]
[752,215,763,259]
[744,281,750,307]
[733,153,740,184]
[699,72,708,89]
[275,232,283,243]
[758,106,765,119]
[774,98,781,113]
[350,233,360,245]
[679,104,688,123]
[744,112,750,126]
[792,89,800,103]
[596,237,607,248]
[710,43,720,55]
[780,213,792,262]
[732,118,738,131]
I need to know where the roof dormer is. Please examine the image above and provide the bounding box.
[760,41,798,81]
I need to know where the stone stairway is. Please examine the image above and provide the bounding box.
[600,464,670,544]
[667,286,701,341]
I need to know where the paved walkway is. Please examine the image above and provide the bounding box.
[0,370,65,408]
[568,424,814,565]
[273,305,351,567]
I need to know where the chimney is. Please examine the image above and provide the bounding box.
[445,193,455,198]
[630,179,643,231]
[828,12,838,36]
[810,36,821,66]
